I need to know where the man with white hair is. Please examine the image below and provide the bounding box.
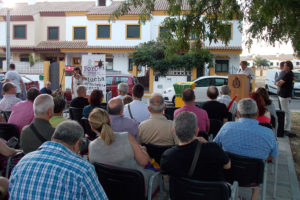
[139,93,176,145]
[10,121,108,200]
[217,85,237,119]
[161,111,230,180]
[0,82,21,112]
[214,98,278,200]
[20,94,55,154]
[116,82,129,99]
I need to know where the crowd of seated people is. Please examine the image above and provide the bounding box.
[0,78,281,200]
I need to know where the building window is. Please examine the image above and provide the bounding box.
[48,27,59,40]
[73,27,86,40]
[189,33,199,40]
[159,26,169,38]
[106,58,113,70]
[270,62,273,66]
[73,57,81,66]
[98,0,106,6]
[217,24,232,40]
[296,62,300,65]
[97,25,111,39]
[215,60,229,72]
[126,25,141,39]
[128,58,133,71]
[13,25,26,39]
[20,55,29,62]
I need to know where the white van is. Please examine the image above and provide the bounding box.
[265,69,300,97]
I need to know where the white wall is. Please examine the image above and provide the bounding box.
[0,22,5,46]
[153,76,187,94]
[66,16,88,41]
[87,19,151,46]
[111,53,130,74]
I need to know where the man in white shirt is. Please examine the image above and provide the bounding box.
[123,83,150,123]
[116,82,128,99]
[217,85,237,120]
[4,64,24,98]
[237,61,255,92]
[0,83,21,112]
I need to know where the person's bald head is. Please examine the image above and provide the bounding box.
[207,86,219,100]
[148,93,165,113]
[108,97,124,115]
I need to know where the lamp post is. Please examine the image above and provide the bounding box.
[6,7,11,68]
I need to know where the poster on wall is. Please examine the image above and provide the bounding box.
[82,55,106,98]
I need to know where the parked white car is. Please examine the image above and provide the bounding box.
[162,75,228,103]
[265,69,300,97]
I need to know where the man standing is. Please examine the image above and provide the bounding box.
[237,61,255,92]
[276,61,295,136]
[70,85,89,108]
[9,121,108,200]
[202,86,229,123]
[108,97,139,140]
[123,84,150,123]
[139,93,176,146]
[116,82,129,99]
[0,83,21,112]
[20,94,55,154]
[214,98,278,200]
[161,111,230,181]
[4,63,24,98]
[217,85,237,119]
[40,81,52,95]
[174,88,210,132]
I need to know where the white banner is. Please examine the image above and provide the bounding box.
[82,55,106,98]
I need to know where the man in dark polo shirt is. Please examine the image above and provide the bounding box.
[276,61,295,136]
[70,85,89,108]
[160,111,230,181]
[202,86,229,123]
[20,94,55,154]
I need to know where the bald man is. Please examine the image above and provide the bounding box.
[108,97,139,141]
[202,86,229,123]
[139,93,176,146]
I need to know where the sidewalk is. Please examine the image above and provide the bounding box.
[239,137,300,200]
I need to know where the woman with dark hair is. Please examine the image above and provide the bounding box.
[256,87,278,132]
[71,67,87,98]
[249,92,271,123]
[82,89,106,118]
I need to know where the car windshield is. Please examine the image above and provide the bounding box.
[294,73,300,82]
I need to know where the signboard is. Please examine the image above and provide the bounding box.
[82,55,106,98]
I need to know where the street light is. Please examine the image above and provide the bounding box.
[4,0,15,69]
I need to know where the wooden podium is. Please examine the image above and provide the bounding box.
[228,74,250,102]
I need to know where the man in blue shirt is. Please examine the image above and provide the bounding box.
[9,121,107,200]
[214,98,278,200]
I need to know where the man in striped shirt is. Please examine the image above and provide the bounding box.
[9,121,107,200]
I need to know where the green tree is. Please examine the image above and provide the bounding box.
[253,57,270,68]
[112,0,300,55]
[132,40,213,76]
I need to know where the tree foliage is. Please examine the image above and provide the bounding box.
[253,57,270,68]
[132,41,213,76]
[112,0,300,55]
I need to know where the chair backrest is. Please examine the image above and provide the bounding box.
[1,111,11,122]
[169,176,231,200]
[0,123,20,141]
[208,119,223,139]
[142,143,174,164]
[80,118,97,140]
[69,107,83,122]
[259,122,273,130]
[224,152,265,187]
[93,162,145,200]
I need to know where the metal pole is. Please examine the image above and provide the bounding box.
[6,8,10,69]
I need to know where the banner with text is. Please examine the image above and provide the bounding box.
[82,55,106,98]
